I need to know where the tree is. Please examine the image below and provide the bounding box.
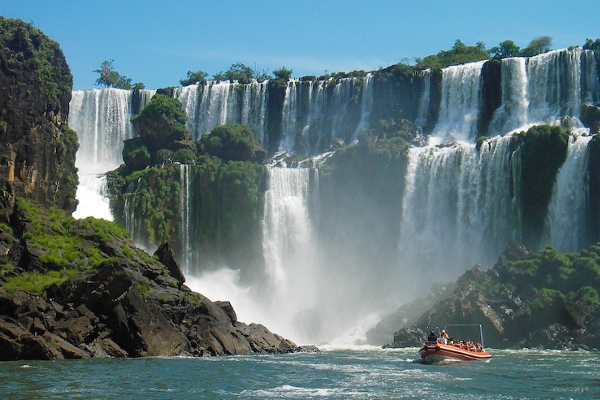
[489,40,521,59]
[252,65,270,82]
[520,36,552,57]
[93,59,143,89]
[213,63,254,84]
[272,66,293,80]
[416,39,490,69]
[179,70,208,86]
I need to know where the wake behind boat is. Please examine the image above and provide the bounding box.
[419,324,491,364]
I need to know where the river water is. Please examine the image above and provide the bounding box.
[1,346,598,399]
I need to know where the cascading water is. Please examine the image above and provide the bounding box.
[69,88,155,219]
[280,75,374,154]
[179,164,192,270]
[415,69,431,132]
[431,61,485,143]
[398,48,600,290]
[258,166,319,342]
[490,48,600,135]
[174,80,269,142]
[488,56,529,135]
[399,136,517,286]
[542,134,593,252]
[354,73,374,137]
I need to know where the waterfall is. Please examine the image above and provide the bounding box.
[279,75,375,154]
[174,80,269,142]
[415,69,431,132]
[69,88,155,219]
[260,166,318,342]
[490,48,600,135]
[280,80,301,152]
[527,49,582,124]
[354,73,374,137]
[179,164,192,271]
[399,135,517,286]
[542,135,593,252]
[489,57,529,135]
[431,61,485,143]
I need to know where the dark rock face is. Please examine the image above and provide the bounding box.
[0,200,300,360]
[382,327,425,348]
[0,17,78,216]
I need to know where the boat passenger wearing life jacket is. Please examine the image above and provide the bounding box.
[437,329,449,345]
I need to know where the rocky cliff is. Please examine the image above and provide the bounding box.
[0,17,78,216]
[0,199,299,360]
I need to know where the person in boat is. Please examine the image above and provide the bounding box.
[427,331,436,342]
[437,329,449,344]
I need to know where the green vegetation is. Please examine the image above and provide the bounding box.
[0,261,14,278]
[518,36,553,57]
[0,197,143,294]
[213,62,269,83]
[580,104,600,134]
[137,283,152,298]
[180,69,209,86]
[171,35,565,89]
[4,269,79,294]
[132,94,188,140]
[94,59,144,89]
[489,36,553,59]
[415,36,554,69]
[417,39,490,69]
[122,138,151,170]
[0,17,72,97]
[463,244,600,321]
[199,124,264,162]
[127,94,192,167]
[109,121,268,268]
[272,66,293,80]
[16,198,127,271]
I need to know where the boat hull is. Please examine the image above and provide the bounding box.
[418,342,491,364]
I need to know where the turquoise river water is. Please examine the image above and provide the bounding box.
[0,346,598,399]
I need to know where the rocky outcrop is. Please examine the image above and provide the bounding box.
[0,199,300,360]
[384,245,600,350]
[0,17,78,216]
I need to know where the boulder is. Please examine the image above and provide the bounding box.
[154,242,186,287]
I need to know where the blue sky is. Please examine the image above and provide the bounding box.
[3,0,599,90]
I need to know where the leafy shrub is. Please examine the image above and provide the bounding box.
[122,138,151,170]
[200,124,260,162]
[132,94,190,145]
